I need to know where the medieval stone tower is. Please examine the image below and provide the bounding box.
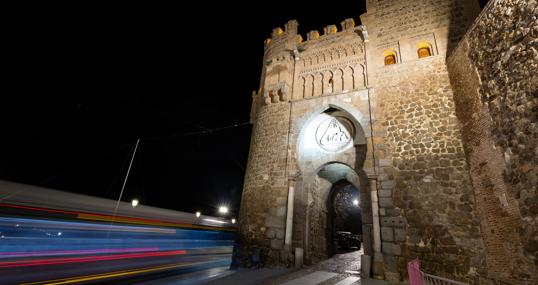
[238,0,538,284]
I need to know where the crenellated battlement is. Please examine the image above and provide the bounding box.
[265,18,364,50]
[260,17,368,104]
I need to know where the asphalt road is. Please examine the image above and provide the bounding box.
[0,253,232,285]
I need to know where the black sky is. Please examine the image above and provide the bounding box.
[4,1,489,217]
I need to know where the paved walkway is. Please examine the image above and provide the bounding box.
[265,249,362,285]
[204,249,364,285]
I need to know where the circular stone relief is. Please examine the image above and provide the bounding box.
[315,117,354,152]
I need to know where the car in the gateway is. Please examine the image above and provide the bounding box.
[335,231,362,249]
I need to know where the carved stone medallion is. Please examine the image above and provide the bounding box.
[315,117,353,152]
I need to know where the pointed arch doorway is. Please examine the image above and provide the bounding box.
[301,162,372,264]
[291,103,376,272]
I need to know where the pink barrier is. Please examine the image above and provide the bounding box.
[407,259,423,285]
[407,258,469,285]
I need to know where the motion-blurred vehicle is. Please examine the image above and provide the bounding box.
[0,180,236,284]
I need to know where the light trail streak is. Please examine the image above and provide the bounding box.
[0,250,187,268]
[21,261,201,285]
[0,191,236,284]
[0,202,235,231]
[0,247,160,258]
[0,217,176,234]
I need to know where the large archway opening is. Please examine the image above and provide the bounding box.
[303,162,371,265]
[327,180,362,257]
[293,103,374,272]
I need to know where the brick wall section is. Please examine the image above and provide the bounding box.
[447,0,538,283]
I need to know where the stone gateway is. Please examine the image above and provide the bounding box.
[237,1,538,284]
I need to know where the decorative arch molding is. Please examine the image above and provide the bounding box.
[343,66,355,91]
[297,102,368,148]
[297,155,373,262]
[290,100,376,267]
[295,101,369,182]
[314,162,369,219]
[313,73,324,96]
[333,69,344,93]
[314,161,357,178]
[355,63,367,88]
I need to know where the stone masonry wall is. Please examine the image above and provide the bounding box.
[372,57,486,283]
[361,0,481,70]
[361,0,485,283]
[238,101,291,266]
[447,0,538,283]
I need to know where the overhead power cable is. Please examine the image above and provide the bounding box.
[143,121,250,141]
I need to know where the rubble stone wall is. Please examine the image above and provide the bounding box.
[368,56,486,283]
[238,101,291,265]
[447,0,538,283]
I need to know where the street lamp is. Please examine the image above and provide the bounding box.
[353,199,358,206]
[231,218,236,224]
[131,199,139,208]
[196,211,201,218]
[218,206,229,215]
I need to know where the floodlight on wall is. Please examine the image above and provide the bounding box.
[231,218,236,224]
[353,199,359,206]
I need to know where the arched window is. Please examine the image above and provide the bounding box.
[417,41,433,59]
[418,47,431,58]
[384,54,396,65]
[383,50,397,66]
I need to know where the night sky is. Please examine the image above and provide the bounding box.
[4,1,488,218]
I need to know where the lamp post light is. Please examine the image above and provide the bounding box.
[196,211,201,218]
[231,218,236,224]
[218,206,229,215]
[131,199,139,208]
[353,199,359,206]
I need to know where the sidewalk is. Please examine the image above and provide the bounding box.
[202,267,296,285]
[203,249,370,285]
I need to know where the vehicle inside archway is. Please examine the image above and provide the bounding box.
[328,181,363,256]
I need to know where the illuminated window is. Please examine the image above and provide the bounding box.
[384,54,396,65]
[418,47,432,58]
[383,49,397,66]
[417,41,433,59]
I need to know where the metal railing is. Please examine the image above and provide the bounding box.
[408,259,469,285]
